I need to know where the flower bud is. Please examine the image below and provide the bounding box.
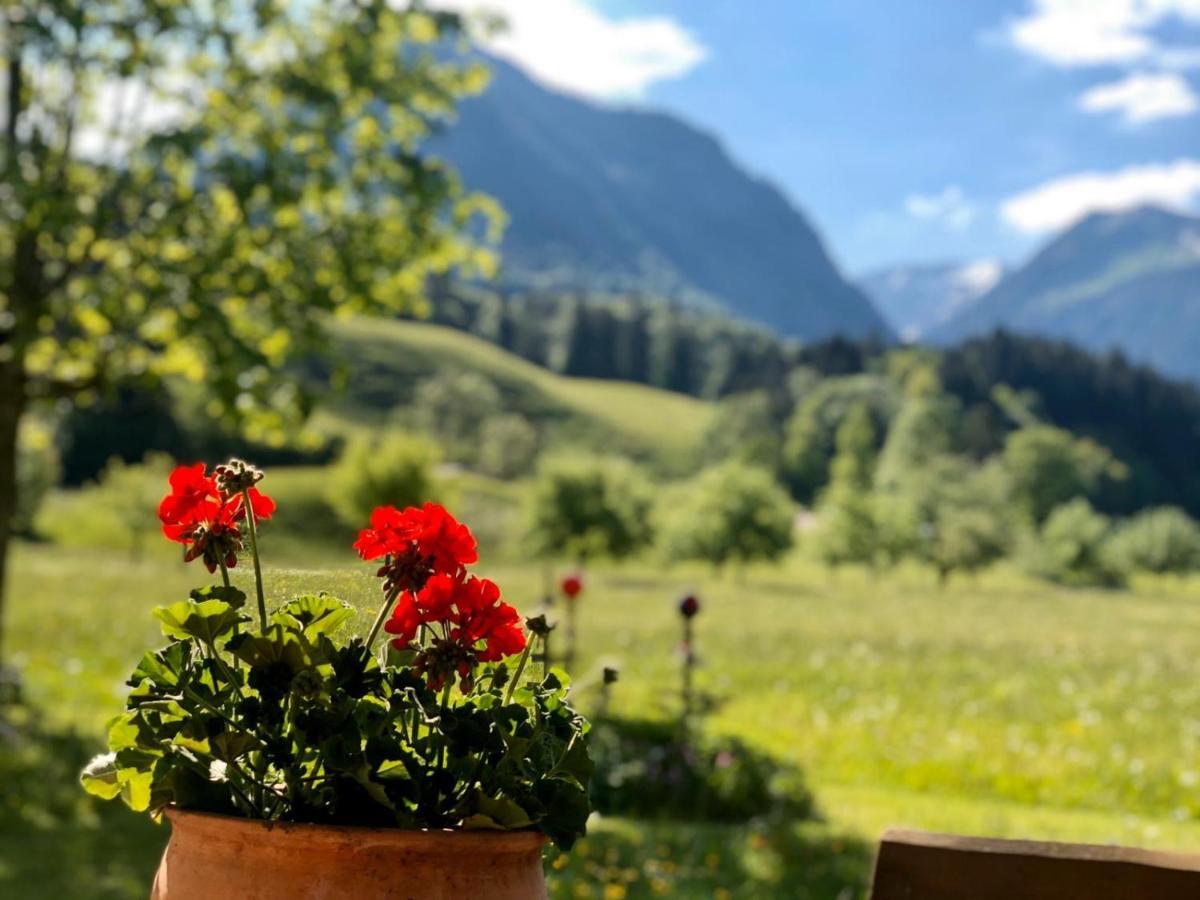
[678,593,700,618]
[213,458,264,497]
[525,614,554,637]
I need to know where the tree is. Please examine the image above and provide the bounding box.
[14,418,61,536]
[814,403,879,567]
[1002,426,1122,525]
[696,390,782,471]
[875,455,1012,582]
[477,414,540,479]
[1106,507,1200,575]
[874,394,959,489]
[663,462,794,571]
[0,2,496,661]
[1021,498,1125,588]
[781,374,897,503]
[408,371,503,463]
[526,456,654,563]
[326,432,441,529]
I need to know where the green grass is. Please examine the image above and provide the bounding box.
[323,318,714,462]
[8,518,1200,898]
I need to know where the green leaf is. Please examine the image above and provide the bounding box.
[80,753,154,811]
[466,790,534,830]
[191,585,247,610]
[227,626,312,674]
[130,643,187,689]
[154,598,245,644]
[106,714,141,752]
[272,594,354,640]
[557,735,594,785]
[211,731,257,762]
[376,759,410,780]
[80,753,121,800]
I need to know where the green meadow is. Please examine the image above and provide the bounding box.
[8,475,1200,898]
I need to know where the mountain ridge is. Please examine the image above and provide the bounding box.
[434,56,891,342]
[929,205,1200,382]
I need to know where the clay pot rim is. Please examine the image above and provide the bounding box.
[165,807,549,852]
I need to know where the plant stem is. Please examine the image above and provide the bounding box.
[240,488,267,630]
[365,581,403,650]
[205,639,244,700]
[503,638,535,706]
[218,559,231,589]
[436,681,451,772]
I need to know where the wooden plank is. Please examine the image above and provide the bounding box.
[870,828,1200,900]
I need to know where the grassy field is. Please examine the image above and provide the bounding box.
[320,319,714,464]
[7,496,1200,898]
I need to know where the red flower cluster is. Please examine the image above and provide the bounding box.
[354,503,478,594]
[158,463,276,572]
[364,504,524,689]
[384,572,525,659]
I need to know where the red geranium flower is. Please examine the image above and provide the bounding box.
[355,503,478,593]
[158,463,220,540]
[383,591,424,646]
[158,462,275,572]
[237,487,276,522]
[383,572,526,673]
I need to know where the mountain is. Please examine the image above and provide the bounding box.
[858,259,1004,341]
[931,206,1200,382]
[434,57,891,342]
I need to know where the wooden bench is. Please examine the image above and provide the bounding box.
[870,828,1200,899]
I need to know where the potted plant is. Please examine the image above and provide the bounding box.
[81,460,591,899]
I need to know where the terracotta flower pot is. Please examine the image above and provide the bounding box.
[151,809,549,900]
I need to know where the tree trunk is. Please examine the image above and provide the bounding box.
[0,359,23,668]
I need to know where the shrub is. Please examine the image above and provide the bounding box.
[90,453,175,558]
[1021,498,1125,587]
[1106,507,1200,574]
[408,370,502,463]
[663,462,793,570]
[477,414,540,479]
[326,432,440,528]
[1002,425,1123,525]
[813,402,878,567]
[588,717,813,822]
[526,455,654,562]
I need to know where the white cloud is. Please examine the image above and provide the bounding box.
[441,0,707,99]
[1008,0,1200,68]
[1001,159,1200,233]
[1079,71,1199,122]
[905,185,977,230]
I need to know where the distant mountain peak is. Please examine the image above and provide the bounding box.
[930,205,1200,383]
[858,258,1005,342]
[435,54,891,342]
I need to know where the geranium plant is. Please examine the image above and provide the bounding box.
[81,460,592,850]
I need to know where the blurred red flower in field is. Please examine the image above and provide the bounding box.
[678,593,700,618]
[560,573,584,599]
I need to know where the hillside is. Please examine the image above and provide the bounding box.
[931,207,1200,382]
[316,318,714,461]
[859,259,1004,341]
[434,56,890,342]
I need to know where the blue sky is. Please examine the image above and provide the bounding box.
[445,0,1200,273]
